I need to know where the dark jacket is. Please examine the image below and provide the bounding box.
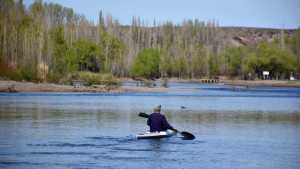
[147,112,174,132]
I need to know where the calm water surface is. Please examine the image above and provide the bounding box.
[0,83,299,169]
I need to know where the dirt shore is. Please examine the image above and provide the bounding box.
[0,80,122,93]
[0,79,299,93]
[222,80,300,87]
[165,78,300,87]
[0,80,195,93]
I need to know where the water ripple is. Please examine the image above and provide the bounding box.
[30,151,91,155]
[111,147,178,152]
[0,161,42,165]
[27,143,118,148]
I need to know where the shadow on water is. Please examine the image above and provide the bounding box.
[23,135,203,166]
[1,107,299,125]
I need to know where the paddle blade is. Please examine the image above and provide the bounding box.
[180,131,195,140]
[138,112,150,118]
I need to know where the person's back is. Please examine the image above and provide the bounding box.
[147,105,174,132]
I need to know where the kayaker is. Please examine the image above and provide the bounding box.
[147,105,177,132]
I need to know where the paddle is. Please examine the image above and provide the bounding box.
[138,112,195,140]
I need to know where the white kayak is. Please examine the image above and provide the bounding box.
[136,130,176,139]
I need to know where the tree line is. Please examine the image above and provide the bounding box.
[0,0,299,82]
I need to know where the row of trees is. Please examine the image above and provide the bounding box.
[0,0,299,82]
[219,42,298,79]
[130,42,298,80]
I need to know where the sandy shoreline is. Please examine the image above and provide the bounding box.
[0,80,122,93]
[222,80,300,87]
[0,80,195,93]
[0,79,299,93]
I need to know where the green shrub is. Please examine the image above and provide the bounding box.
[0,62,39,81]
[130,48,161,79]
[63,71,120,86]
[19,67,39,81]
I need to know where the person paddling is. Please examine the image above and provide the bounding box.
[147,105,177,132]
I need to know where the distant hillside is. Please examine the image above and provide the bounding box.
[219,27,296,47]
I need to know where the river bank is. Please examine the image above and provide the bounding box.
[222,80,300,87]
[159,78,300,87]
[0,80,123,93]
[0,80,195,93]
[1,79,300,93]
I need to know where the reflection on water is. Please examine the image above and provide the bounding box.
[0,84,300,169]
[0,83,299,114]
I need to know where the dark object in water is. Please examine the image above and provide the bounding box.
[180,131,195,140]
[181,106,186,109]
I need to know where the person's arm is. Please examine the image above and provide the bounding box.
[147,115,151,126]
[162,115,176,131]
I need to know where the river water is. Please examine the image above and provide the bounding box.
[0,83,299,169]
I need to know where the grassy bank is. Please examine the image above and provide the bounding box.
[0,80,122,93]
[1,78,300,93]
[222,80,300,87]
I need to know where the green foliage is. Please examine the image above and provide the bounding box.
[73,39,102,72]
[50,29,104,78]
[219,43,299,79]
[63,72,119,86]
[190,45,207,78]
[0,62,20,81]
[18,66,39,81]
[130,48,161,79]
[243,42,298,79]
[64,45,78,73]
[99,31,125,73]
[159,50,172,77]
[0,62,39,81]
[221,47,245,77]
[173,56,188,78]
[208,54,219,78]
[50,26,69,75]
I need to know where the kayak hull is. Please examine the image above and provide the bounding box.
[136,130,176,139]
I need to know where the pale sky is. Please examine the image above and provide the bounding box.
[24,0,300,29]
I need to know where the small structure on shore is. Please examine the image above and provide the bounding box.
[290,72,295,81]
[72,80,86,88]
[263,71,269,80]
[133,77,156,87]
[8,84,17,93]
[201,79,219,83]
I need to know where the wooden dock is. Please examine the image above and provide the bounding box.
[200,79,219,83]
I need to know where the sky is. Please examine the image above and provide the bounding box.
[24,0,300,29]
